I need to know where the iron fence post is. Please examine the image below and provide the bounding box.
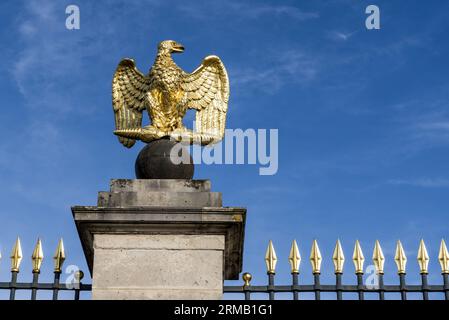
[443,273,449,300]
[9,271,18,301]
[52,272,61,300]
[242,272,252,300]
[421,273,429,300]
[378,274,385,300]
[313,273,321,300]
[356,273,364,300]
[292,272,299,300]
[31,271,39,300]
[268,273,275,300]
[399,273,407,300]
[336,273,343,300]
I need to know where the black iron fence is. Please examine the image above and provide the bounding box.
[223,239,449,300]
[2,238,449,300]
[0,238,91,300]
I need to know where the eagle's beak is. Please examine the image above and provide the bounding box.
[172,43,185,53]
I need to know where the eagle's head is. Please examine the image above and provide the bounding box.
[158,40,185,55]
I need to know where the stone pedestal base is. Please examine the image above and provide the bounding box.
[72,179,246,300]
[92,234,224,299]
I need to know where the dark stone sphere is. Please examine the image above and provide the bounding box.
[135,139,194,179]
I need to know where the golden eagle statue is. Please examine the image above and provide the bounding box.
[112,40,229,147]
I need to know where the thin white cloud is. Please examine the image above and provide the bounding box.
[406,115,449,146]
[384,85,449,153]
[12,0,104,114]
[231,49,319,94]
[3,0,119,172]
[417,121,449,131]
[328,31,356,42]
[388,178,449,188]
[245,4,319,20]
[177,1,319,21]
[375,36,427,57]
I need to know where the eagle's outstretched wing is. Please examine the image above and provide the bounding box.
[112,58,150,148]
[181,55,229,143]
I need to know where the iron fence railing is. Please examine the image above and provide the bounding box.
[2,238,449,300]
[0,238,91,300]
[223,239,449,300]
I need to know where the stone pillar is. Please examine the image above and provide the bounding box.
[72,179,246,300]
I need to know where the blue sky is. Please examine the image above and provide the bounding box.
[1,0,449,299]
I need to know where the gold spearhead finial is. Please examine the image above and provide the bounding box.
[417,239,429,274]
[372,240,385,275]
[288,240,301,274]
[438,239,449,274]
[352,240,365,274]
[394,240,407,274]
[10,237,23,272]
[332,239,345,274]
[265,240,277,274]
[310,239,322,274]
[53,238,66,273]
[32,238,44,273]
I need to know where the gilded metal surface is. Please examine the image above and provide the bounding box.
[265,240,277,274]
[352,240,365,274]
[372,240,385,275]
[112,40,229,147]
[288,240,301,274]
[394,240,407,274]
[10,237,22,272]
[232,214,243,222]
[32,239,44,273]
[309,240,322,274]
[332,239,345,274]
[439,239,449,274]
[53,238,66,273]
[75,270,84,281]
[417,239,429,274]
[242,272,252,287]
